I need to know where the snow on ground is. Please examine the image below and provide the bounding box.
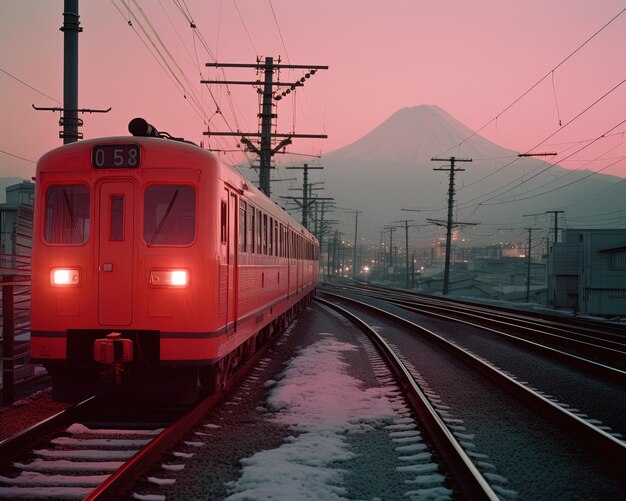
[224,334,400,500]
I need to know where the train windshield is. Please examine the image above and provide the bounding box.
[144,184,196,245]
[44,184,90,244]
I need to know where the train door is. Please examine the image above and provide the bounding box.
[97,181,135,325]
[223,189,238,332]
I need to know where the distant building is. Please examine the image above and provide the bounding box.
[547,229,626,316]
[0,181,34,268]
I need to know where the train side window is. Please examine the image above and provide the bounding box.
[110,195,124,241]
[257,209,262,254]
[274,221,279,257]
[268,217,273,256]
[144,184,196,246]
[220,201,227,243]
[239,201,247,252]
[44,184,90,244]
[263,214,268,255]
[249,206,255,253]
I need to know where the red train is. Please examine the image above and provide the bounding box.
[31,119,318,401]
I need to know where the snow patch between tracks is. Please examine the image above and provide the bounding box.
[225,335,399,500]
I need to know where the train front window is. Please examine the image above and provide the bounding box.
[44,184,90,244]
[144,184,196,246]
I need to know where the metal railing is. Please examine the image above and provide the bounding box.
[1,256,33,404]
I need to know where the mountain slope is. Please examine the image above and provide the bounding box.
[320,105,625,241]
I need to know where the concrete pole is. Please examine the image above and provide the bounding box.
[62,0,81,144]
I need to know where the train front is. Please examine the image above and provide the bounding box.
[30,130,221,401]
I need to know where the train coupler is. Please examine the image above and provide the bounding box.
[94,332,134,384]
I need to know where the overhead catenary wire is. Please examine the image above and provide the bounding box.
[0,148,36,164]
[233,0,258,56]
[110,0,207,123]
[434,6,626,159]
[456,78,626,200]
[267,0,290,64]
[452,87,626,211]
[112,0,249,165]
[0,67,61,105]
[478,139,626,203]
[480,155,626,206]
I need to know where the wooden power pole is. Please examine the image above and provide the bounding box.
[432,156,473,295]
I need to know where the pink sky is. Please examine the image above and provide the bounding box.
[1,1,624,180]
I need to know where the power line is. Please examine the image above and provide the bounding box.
[111,0,246,164]
[434,6,626,158]
[479,140,626,204]
[233,0,258,56]
[455,102,626,211]
[0,67,61,105]
[267,0,290,64]
[0,148,36,164]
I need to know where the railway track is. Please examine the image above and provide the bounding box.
[317,289,626,499]
[0,325,275,500]
[346,279,626,339]
[315,296,499,500]
[130,301,503,499]
[329,281,626,376]
[0,392,214,500]
[2,296,623,498]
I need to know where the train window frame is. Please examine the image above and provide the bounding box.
[143,184,197,247]
[239,201,247,253]
[257,209,262,254]
[220,200,227,244]
[249,205,255,254]
[263,214,268,255]
[268,217,273,256]
[43,183,91,245]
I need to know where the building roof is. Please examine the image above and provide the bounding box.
[599,246,626,254]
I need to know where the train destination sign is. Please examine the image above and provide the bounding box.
[92,144,141,169]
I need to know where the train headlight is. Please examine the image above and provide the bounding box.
[150,269,189,287]
[51,268,80,286]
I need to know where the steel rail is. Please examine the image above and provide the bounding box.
[0,395,99,460]
[390,297,626,385]
[345,279,626,340]
[333,283,626,352]
[319,291,626,466]
[85,322,280,501]
[315,296,499,501]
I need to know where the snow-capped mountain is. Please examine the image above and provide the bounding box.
[320,105,625,241]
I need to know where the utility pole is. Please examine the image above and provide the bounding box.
[377,230,385,280]
[203,58,328,197]
[316,200,335,241]
[308,182,326,237]
[546,210,565,246]
[431,156,473,295]
[384,225,399,283]
[344,209,363,279]
[525,227,534,303]
[390,219,413,289]
[285,164,324,228]
[62,0,79,142]
[33,1,110,142]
